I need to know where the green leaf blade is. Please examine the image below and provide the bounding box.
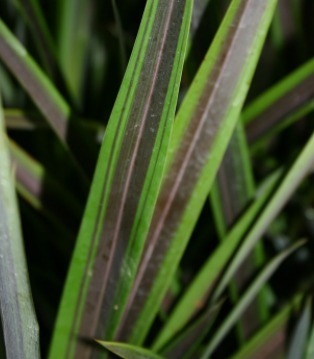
[306,302,314,359]
[56,0,93,102]
[0,20,70,140]
[210,122,268,341]
[0,93,40,358]
[231,294,303,359]
[9,139,82,228]
[49,1,192,358]
[201,241,305,358]
[244,59,314,144]
[97,341,164,359]
[287,297,312,359]
[118,0,279,345]
[153,170,281,350]
[0,20,95,178]
[213,117,314,301]
[161,300,223,359]
[12,0,57,74]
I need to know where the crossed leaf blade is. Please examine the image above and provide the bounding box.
[118,0,279,345]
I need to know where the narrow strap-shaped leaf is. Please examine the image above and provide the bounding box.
[231,294,303,359]
[56,0,93,102]
[49,1,192,358]
[201,241,305,358]
[211,124,255,233]
[244,58,314,144]
[4,108,105,138]
[0,93,40,358]
[211,122,268,340]
[0,20,69,140]
[0,20,95,177]
[213,115,314,301]
[5,109,45,130]
[152,170,281,350]
[161,300,223,359]
[96,341,164,359]
[118,0,278,344]
[9,140,82,227]
[111,0,127,74]
[286,297,312,359]
[12,0,57,74]
[0,60,16,103]
[190,0,211,39]
[306,301,314,359]
[12,156,78,255]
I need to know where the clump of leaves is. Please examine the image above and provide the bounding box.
[0,0,314,358]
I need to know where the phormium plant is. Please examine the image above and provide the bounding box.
[0,0,314,358]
